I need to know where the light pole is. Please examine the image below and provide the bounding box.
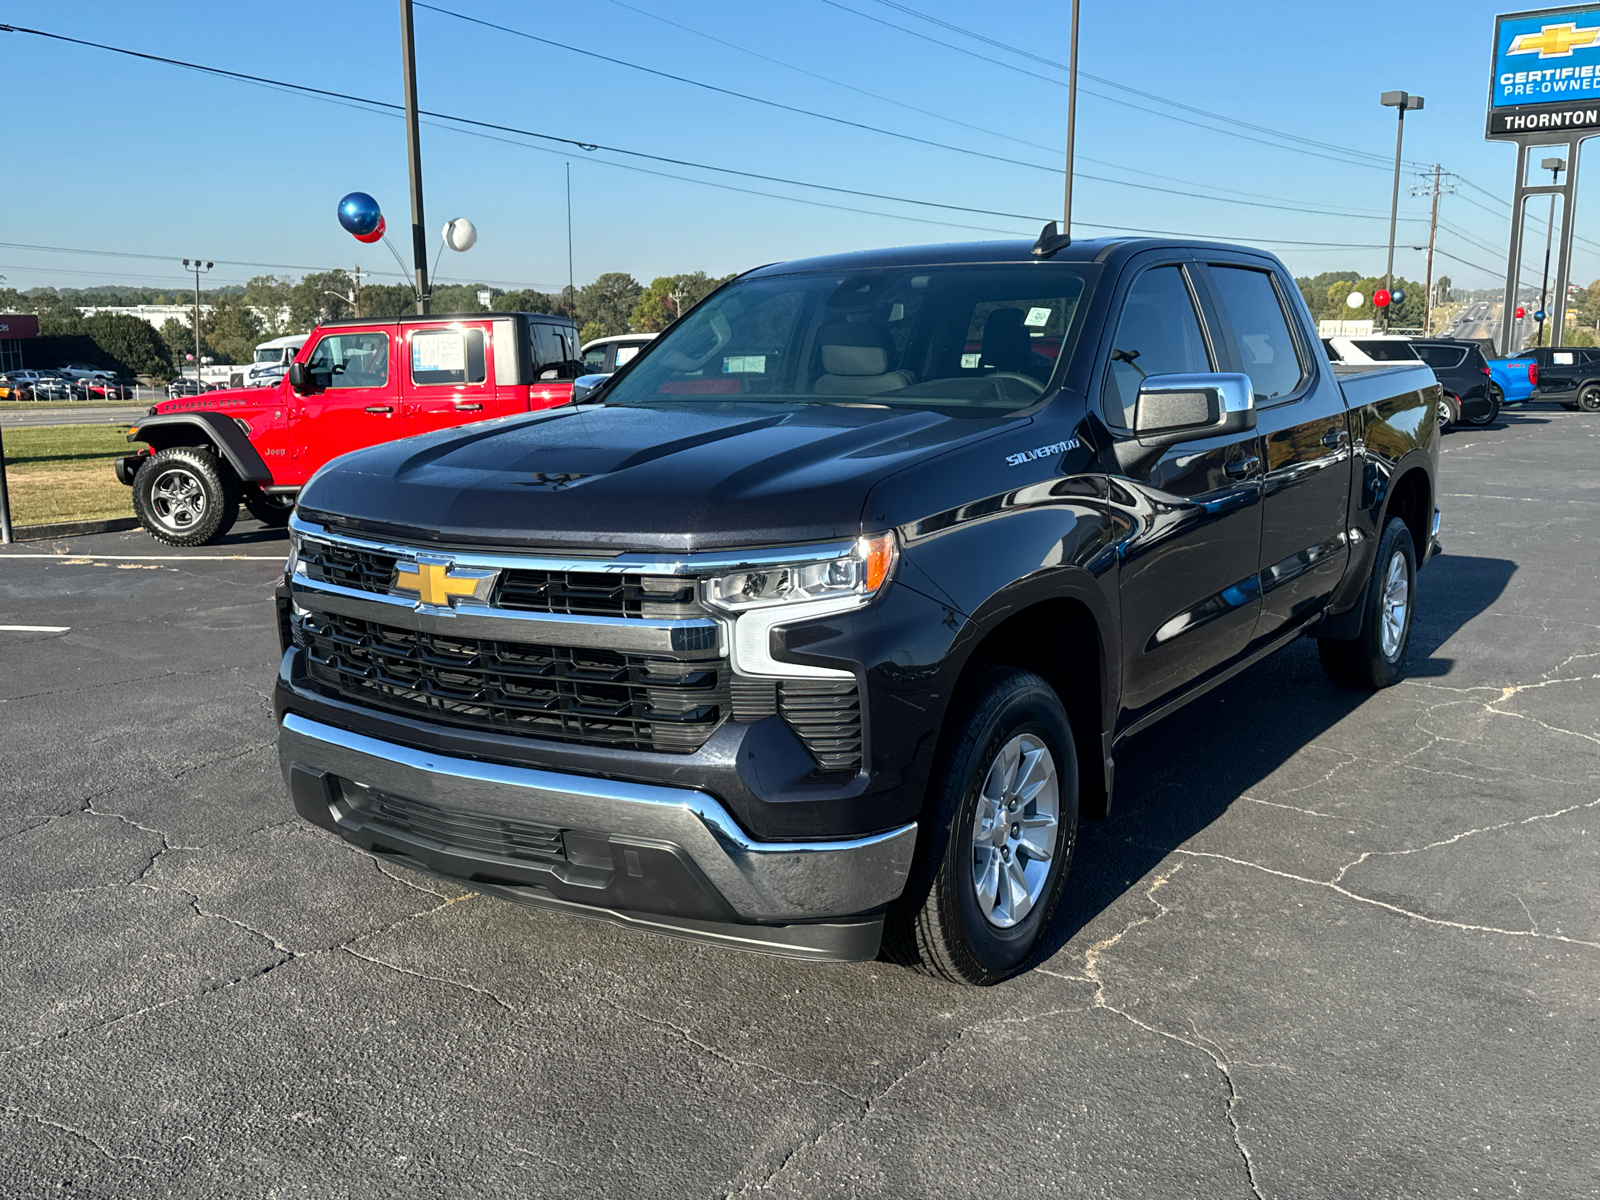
[1380,90,1424,331]
[182,258,212,385]
[1536,156,1566,347]
[399,0,429,314]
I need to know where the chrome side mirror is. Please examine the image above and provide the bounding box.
[1134,372,1256,442]
[569,372,611,403]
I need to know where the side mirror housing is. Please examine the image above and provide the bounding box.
[1115,372,1256,475]
[287,361,317,394]
[569,373,610,403]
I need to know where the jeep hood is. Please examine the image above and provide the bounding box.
[296,401,1020,551]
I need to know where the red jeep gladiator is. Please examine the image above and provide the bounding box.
[117,311,582,545]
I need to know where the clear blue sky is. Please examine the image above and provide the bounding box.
[0,0,1589,296]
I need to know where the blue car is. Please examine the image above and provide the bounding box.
[1487,355,1537,406]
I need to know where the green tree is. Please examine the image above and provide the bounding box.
[576,272,643,338]
[429,283,491,313]
[1311,275,1426,330]
[630,272,735,331]
[80,313,172,379]
[1434,275,1452,303]
[360,284,415,319]
[493,288,563,315]
[289,270,357,329]
[160,316,208,371]
[244,275,295,337]
[203,294,264,365]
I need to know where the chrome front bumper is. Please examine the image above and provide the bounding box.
[278,714,917,958]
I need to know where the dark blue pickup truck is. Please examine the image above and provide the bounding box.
[273,231,1441,984]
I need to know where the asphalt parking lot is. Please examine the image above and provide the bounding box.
[2,407,1597,1199]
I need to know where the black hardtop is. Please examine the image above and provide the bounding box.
[319,311,575,328]
[744,236,1280,279]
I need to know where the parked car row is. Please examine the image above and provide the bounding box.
[0,369,135,401]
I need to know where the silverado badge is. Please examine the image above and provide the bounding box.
[390,557,498,609]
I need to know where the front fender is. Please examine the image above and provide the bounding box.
[130,413,272,483]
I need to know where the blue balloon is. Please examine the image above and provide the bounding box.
[1390,288,1406,305]
[337,192,382,237]
[1534,310,1547,322]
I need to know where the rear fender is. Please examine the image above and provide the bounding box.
[129,413,272,483]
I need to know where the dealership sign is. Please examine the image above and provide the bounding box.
[0,314,39,339]
[1489,5,1600,135]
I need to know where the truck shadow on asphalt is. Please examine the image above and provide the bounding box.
[1030,550,1517,968]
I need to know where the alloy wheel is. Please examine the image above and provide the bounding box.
[1379,549,1410,661]
[149,468,207,531]
[970,733,1060,929]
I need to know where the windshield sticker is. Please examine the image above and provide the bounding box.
[960,352,981,369]
[722,355,766,374]
[616,346,640,366]
[1024,306,1052,327]
[1006,438,1080,467]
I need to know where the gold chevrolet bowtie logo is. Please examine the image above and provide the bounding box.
[1509,22,1600,58]
[390,558,497,608]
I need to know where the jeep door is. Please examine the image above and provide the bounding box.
[287,328,397,482]
[1101,256,1265,729]
[400,323,496,435]
[1196,257,1350,646]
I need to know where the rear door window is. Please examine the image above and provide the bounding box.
[1350,340,1419,362]
[1207,266,1307,403]
[410,328,486,386]
[1413,344,1466,369]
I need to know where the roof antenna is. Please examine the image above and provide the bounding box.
[1034,0,1079,259]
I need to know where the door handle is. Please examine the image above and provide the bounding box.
[453,402,483,412]
[1321,429,1349,447]
[1225,456,1260,478]
[365,405,393,415]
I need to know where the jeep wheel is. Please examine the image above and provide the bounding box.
[883,667,1078,985]
[1578,383,1600,413]
[243,490,294,527]
[132,447,239,547]
[1317,517,1416,690]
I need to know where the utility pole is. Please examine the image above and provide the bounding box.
[352,265,364,318]
[1380,91,1424,332]
[1536,157,1566,348]
[566,162,575,320]
[1061,0,1079,235]
[182,258,212,384]
[1410,165,1454,337]
[399,0,429,314]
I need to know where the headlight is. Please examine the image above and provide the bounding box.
[702,532,897,612]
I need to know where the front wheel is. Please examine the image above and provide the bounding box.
[131,447,239,547]
[883,667,1078,986]
[1318,517,1417,690]
[1578,383,1600,413]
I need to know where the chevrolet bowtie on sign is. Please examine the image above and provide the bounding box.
[390,558,498,608]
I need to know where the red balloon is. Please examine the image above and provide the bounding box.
[1373,289,1391,308]
[1515,306,1526,319]
[354,215,386,244]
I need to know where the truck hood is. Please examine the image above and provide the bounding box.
[297,401,1021,551]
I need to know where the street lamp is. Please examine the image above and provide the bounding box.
[1536,156,1566,348]
[1380,90,1424,331]
[181,258,213,385]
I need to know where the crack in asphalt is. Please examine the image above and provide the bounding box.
[3,1105,154,1167]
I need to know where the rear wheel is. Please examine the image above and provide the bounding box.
[132,447,239,547]
[1578,383,1600,412]
[1436,396,1455,430]
[883,667,1078,986]
[1318,517,1416,690]
[1464,393,1500,426]
[1488,382,1504,407]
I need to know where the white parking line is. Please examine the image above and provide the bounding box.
[0,625,69,633]
[0,554,283,561]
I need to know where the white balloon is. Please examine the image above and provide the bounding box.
[442,217,478,252]
[1346,291,1363,309]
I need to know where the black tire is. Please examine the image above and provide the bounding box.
[883,667,1078,986]
[1578,383,1600,413]
[131,446,239,547]
[1488,382,1504,407]
[243,490,294,527]
[1318,517,1417,690]
[1464,393,1500,426]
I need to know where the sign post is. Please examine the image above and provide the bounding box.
[1488,5,1600,354]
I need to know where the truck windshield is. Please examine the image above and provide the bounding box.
[600,263,1097,413]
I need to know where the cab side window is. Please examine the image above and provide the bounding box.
[307,332,389,390]
[1103,266,1212,427]
[1209,267,1307,403]
[411,328,487,386]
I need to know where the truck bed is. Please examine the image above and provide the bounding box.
[1333,362,1438,410]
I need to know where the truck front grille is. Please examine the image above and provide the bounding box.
[299,541,697,618]
[344,784,566,865]
[297,609,729,753]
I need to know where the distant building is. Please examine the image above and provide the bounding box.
[0,312,39,372]
[74,304,291,329]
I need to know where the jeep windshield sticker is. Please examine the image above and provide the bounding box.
[722,355,767,374]
[960,352,981,368]
[1024,306,1052,327]
[413,332,465,373]
[1006,438,1080,467]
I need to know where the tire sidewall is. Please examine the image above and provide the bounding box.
[1366,519,1417,687]
[1580,384,1600,412]
[133,449,234,546]
[933,676,1078,980]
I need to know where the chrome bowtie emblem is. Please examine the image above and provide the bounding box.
[390,556,498,608]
